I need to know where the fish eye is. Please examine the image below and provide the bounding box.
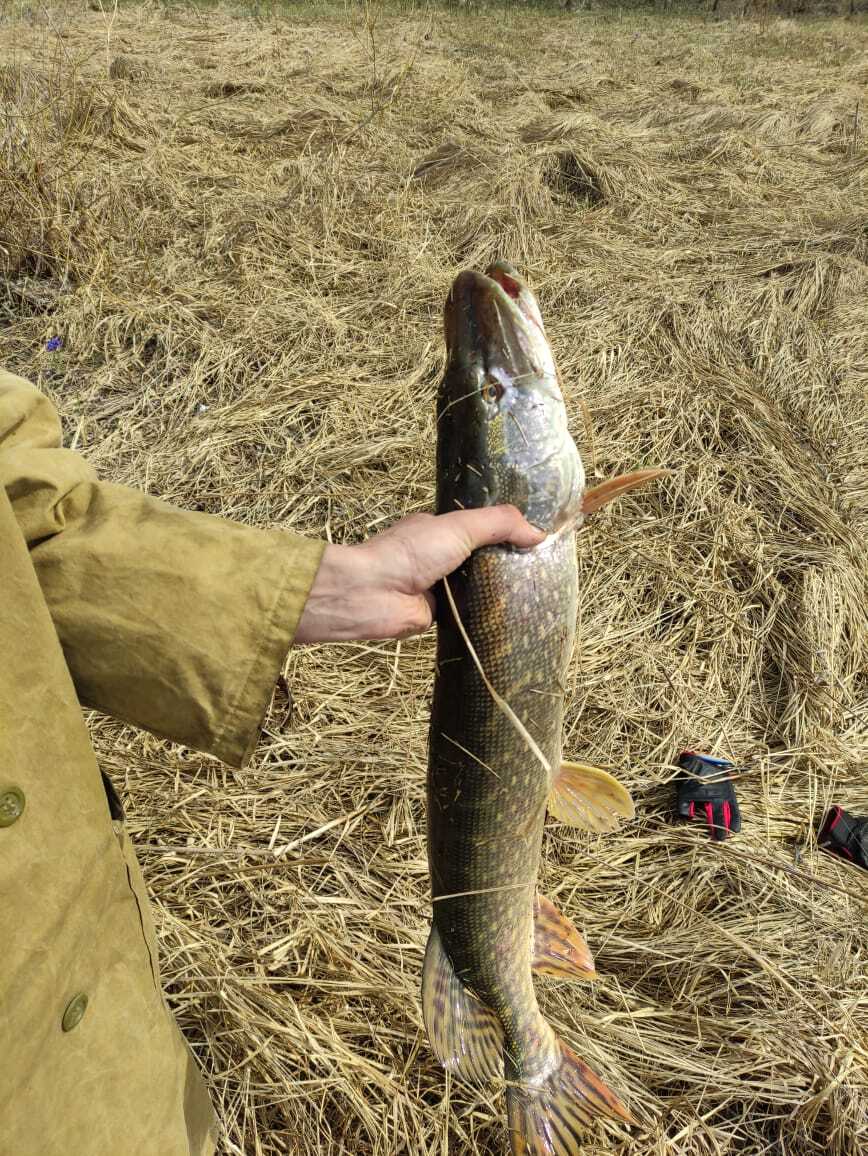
[481,380,504,403]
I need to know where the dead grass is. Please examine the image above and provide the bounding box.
[1,2,867,1154]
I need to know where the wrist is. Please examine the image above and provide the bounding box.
[295,543,368,644]
[293,537,432,644]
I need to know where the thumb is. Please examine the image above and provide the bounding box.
[439,505,546,554]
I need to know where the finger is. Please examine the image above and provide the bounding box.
[704,801,716,840]
[728,802,742,834]
[721,799,735,836]
[438,506,547,555]
[819,806,843,843]
[400,593,434,638]
[366,508,546,596]
[711,804,729,842]
[422,589,437,624]
[387,507,548,594]
[365,595,434,641]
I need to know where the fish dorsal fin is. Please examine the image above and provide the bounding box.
[548,761,634,833]
[581,469,671,516]
[421,923,504,1085]
[532,894,596,982]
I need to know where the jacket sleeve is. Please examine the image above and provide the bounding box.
[0,369,325,767]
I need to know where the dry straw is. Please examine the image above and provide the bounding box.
[1,2,866,1154]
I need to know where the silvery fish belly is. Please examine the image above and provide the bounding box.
[423,262,661,1156]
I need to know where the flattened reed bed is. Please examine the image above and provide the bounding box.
[1,3,866,1154]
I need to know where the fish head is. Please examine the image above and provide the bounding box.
[437,261,585,534]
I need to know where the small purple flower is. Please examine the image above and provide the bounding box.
[46,336,62,352]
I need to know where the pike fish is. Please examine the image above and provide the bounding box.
[424,262,663,1155]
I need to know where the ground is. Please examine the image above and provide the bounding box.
[1,2,867,1154]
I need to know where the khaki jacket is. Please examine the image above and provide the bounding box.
[0,369,324,1155]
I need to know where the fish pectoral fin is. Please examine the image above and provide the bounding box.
[421,923,504,1085]
[548,761,635,833]
[580,468,671,516]
[532,894,596,982]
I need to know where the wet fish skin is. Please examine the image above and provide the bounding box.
[429,532,577,1083]
[424,261,643,1154]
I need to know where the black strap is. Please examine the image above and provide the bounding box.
[100,769,125,821]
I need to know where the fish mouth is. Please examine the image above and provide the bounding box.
[444,261,557,388]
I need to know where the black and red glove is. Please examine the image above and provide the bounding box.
[675,751,741,841]
[818,806,868,869]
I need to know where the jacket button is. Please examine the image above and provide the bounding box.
[61,993,89,1032]
[0,787,25,827]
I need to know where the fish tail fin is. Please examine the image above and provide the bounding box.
[506,1038,634,1155]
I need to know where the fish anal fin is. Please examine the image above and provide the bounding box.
[532,894,596,982]
[548,761,634,833]
[421,923,503,1085]
[581,469,671,516]
[506,1039,635,1155]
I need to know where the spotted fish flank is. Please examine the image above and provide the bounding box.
[424,262,665,1154]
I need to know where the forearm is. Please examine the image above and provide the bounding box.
[31,481,324,765]
[1,369,324,766]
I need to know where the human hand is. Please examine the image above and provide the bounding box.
[294,507,545,643]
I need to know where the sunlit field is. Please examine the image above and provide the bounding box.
[2,2,866,1153]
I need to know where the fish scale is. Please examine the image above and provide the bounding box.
[422,260,663,1154]
[430,502,577,1088]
